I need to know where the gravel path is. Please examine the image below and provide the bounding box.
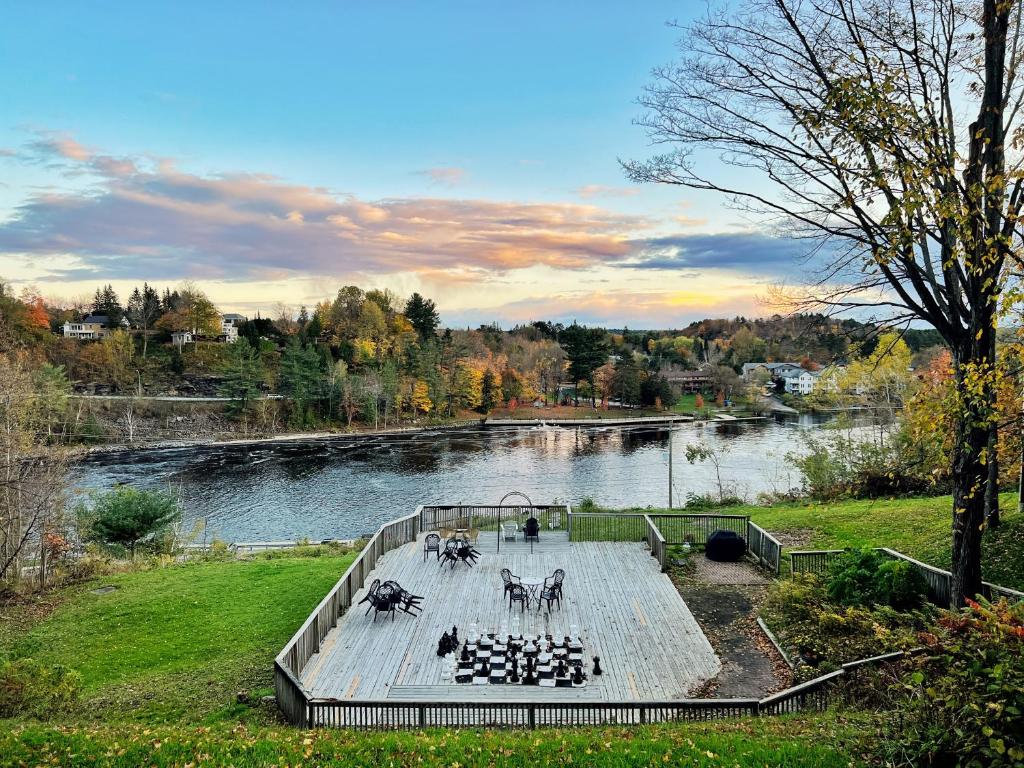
[673,558,790,698]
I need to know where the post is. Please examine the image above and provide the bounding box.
[668,422,674,509]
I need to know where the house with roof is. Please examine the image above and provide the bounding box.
[62,315,111,340]
[783,369,820,395]
[221,313,247,343]
[741,362,804,382]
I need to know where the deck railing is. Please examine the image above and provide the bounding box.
[274,508,421,696]
[746,522,782,575]
[644,515,667,570]
[789,547,1024,605]
[294,651,905,728]
[568,511,779,573]
[421,504,569,533]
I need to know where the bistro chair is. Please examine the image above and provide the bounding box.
[508,583,530,612]
[539,574,562,612]
[423,532,441,561]
[500,568,521,600]
[382,580,424,615]
[439,538,460,568]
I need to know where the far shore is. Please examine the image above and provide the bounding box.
[74,409,761,457]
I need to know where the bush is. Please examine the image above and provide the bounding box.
[826,549,927,610]
[78,487,181,558]
[884,598,1024,767]
[0,657,81,718]
[761,573,925,675]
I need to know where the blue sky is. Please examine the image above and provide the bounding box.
[0,1,798,327]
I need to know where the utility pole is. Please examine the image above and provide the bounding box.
[668,421,673,509]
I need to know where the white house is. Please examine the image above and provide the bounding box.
[742,361,804,382]
[62,314,110,340]
[171,330,195,348]
[220,313,246,342]
[783,369,820,395]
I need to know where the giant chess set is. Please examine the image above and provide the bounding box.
[437,622,598,688]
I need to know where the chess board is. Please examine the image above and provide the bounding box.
[451,634,588,688]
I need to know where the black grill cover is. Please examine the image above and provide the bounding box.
[705,530,747,562]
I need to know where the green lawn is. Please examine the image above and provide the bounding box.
[0,551,356,724]
[0,714,868,767]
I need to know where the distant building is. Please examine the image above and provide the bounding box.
[741,362,804,381]
[783,369,820,395]
[221,313,246,343]
[62,315,111,340]
[171,330,195,348]
[662,369,712,394]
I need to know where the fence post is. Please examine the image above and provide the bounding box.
[528,704,536,729]
[418,705,426,728]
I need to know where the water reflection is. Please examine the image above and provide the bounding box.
[71,417,838,542]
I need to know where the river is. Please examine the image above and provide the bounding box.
[70,415,838,543]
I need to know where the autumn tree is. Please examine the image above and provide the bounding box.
[626,0,1024,605]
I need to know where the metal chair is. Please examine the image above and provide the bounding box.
[508,583,530,612]
[383,580,424,615]
[423,532,441,561]
[439,538,459,568]
[540,574,562,611]
[500,568,521,600]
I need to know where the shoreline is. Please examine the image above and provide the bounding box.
[74,412,762,457]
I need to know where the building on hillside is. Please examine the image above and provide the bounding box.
[783,369,820,395]
[662,369,712,394]
[171,330,195,348]
[741,361,804,382]
[62,315,111,340]
[221,313,247,342]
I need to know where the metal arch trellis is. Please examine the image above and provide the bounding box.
[496,490,535,553]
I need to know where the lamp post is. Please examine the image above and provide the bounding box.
[668,421,673,509]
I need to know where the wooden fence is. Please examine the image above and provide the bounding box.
[789,547,1024,605]
[644,515,667,570]
[746,521,783,575]
[648,513,749,544]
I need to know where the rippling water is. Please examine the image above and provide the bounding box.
[70,415,836,542]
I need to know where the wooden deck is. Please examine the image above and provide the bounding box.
[301,531,720,701]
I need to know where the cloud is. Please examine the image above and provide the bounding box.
[0,139,651,282]
[415,166,467,186]
[574,184,641,199]
[623,231,820,277]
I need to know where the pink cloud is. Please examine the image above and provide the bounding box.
[0,139,650,282]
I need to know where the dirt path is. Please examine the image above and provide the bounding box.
[672,557,790,698]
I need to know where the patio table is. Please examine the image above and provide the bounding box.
[520,576,544,608]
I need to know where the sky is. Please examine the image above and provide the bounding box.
[0,1,807,328]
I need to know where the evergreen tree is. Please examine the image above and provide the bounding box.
[480,369,499,413]
[217,338,264,418]
[279,339,324,425]
[559,324,609,406]
[404,292,440,340]
[91,284,123,327]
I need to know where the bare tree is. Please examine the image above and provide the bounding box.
[625,0,1024,605]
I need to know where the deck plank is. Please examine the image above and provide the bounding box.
[301,531,719,701]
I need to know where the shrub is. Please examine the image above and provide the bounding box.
[884,598,1024,767]
[0,658,81,718]
[761,573,925,675]
[78,487,180,558]
[826,549,927,610]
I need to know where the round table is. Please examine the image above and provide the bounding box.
[520,576,544,608]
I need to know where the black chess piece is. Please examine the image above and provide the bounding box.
[479,658,491,678]
[556,659,567,678]
[437,631,451,657]
[460,643,470,662]
[509,651,520,683]
[592,656,603,676]
[451,626,459,645]
[572,665,584,685]
[523,656,537,685]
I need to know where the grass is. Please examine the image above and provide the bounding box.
[0,713,870,767]
[0,550,356,724]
